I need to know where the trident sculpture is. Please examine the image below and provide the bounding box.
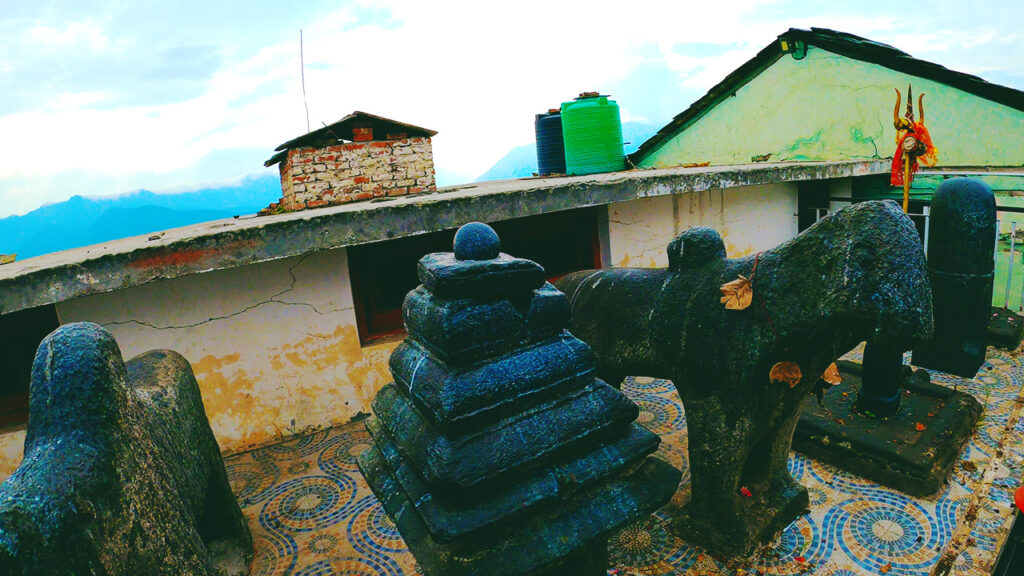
[891,85,937,212]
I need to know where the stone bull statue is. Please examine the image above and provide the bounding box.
[0,323,252,575]
[555,200,932,557]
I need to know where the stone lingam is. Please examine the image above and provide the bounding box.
[0,322,253,576]
[913,177,997,377]
[358,222,681,576]
[555,200,933,558]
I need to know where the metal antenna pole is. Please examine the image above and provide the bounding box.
[301,29,310,133]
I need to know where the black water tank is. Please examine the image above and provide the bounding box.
[535,110,566,176]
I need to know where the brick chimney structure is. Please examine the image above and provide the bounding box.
[262,111,438,215]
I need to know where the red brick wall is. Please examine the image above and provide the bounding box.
[263,137,436,214]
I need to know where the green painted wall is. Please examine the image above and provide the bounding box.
[638,46,1024,169]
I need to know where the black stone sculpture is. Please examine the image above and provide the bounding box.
[555,200,933,558]
[0,322,253,576]
[358,222,681,576]
[855,341,906,416]
[913,177,997,377]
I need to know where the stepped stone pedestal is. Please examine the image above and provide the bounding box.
[358,222,681,576]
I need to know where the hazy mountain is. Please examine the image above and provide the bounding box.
[475,121,662,182]
[475,144,539,182]
[0,173,281,260]
[2,121,666,262]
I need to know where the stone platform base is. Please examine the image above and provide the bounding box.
[793,360,983,498]
[358,442,677,576]
[989,307,1024,350]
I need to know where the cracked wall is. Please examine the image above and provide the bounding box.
[0,247,399,479]
[639,46,1024,168]
[607,183,798,267]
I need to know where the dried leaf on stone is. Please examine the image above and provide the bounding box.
[880,562,892,574]
[822,363,842,385]
[770,361,802,388]
[720,274,753,310]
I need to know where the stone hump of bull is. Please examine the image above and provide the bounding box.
[0,322,253,576]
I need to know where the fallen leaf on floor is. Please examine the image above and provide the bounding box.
[915,422,926,431]
[880,562,892,573]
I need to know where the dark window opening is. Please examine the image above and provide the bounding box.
[349,208,602,344]
[797,180,830,232]
[0,305,60,428]
[802,176,929,244]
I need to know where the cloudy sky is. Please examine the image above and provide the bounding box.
[1,0,1022,218]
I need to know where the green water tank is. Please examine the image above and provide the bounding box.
[561,94,625,175]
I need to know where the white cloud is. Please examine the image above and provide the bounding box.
[1,0,1023,217]
[28,19,109,50]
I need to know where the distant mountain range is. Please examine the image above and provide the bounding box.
[1,123,663,262]
[475,121,661,181]
[0,173,281,261]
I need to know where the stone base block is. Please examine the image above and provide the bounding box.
[358,444,677,576]
[989,307,1024,350]
[794,360,983,498]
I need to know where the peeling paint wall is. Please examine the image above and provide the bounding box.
[0,247,399,480]
[640,47,1024,168]
[607,182,798,268]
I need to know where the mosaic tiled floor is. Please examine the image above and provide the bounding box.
[224,345,1024,576]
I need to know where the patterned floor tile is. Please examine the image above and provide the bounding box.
[225,345,1024,575]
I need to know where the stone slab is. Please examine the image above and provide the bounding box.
[402,283,569,364]
[416,253,545,298]
[358,443,679,576]
[989,306,1024,350]
[372,381,638,493]
[365,416,660,544]
[793,360,983,497]
[389,333,596,434]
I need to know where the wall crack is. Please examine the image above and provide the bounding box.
[102,254,353,331]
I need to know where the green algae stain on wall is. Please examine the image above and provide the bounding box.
[639,46,1024,169]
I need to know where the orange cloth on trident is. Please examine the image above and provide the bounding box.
[890,123,937,186]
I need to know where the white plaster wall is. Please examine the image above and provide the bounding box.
[52,248,397,455]
[607,182,799,267]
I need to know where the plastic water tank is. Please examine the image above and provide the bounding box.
[535,109,566,176]
[560,93,625,175]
